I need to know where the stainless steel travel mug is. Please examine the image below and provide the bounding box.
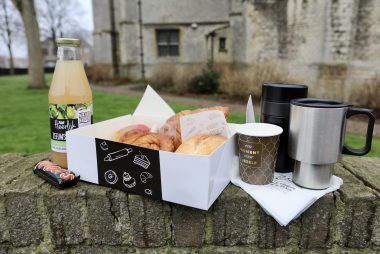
[288,98,375,189]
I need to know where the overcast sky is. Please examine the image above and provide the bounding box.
[81,0,94,31]
[0,0,94,58]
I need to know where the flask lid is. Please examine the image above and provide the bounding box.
[262,83,308,103]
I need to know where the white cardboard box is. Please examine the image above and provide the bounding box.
[67,86,236,210]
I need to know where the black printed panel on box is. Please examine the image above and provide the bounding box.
[95,138,162,200]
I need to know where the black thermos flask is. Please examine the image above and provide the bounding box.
[260,83,308,173]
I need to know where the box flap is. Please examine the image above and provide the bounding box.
[207,141,224,201]
[67,132,98,184]
[159,151,210,210]
[207,127,237,208]
[133,85,175,119]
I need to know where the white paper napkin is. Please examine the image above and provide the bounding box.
[230,157,343,226]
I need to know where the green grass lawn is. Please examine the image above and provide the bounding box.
[0,74,379,158]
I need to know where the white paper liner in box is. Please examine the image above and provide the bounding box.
[180,110,229,141]
[134,85,175,119]
[230,157,343,226]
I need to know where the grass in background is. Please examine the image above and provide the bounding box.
[0,75,379,158]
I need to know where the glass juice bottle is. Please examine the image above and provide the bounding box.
[48,38,93,168]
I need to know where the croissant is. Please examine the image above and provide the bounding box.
[113,128,148,144]
[112,125,175,152]
[160,106,229,149]
[112,124,150,143]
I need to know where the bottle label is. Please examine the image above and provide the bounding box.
[50,102,93,153]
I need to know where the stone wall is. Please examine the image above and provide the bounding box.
[250,0,380,100]
[0,153,379,253]
[116,0,231,79]
[92,0,113,65]
[92,0,380,99]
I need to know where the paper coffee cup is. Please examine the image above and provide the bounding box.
[236,123,283,185]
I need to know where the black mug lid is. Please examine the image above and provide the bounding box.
[261,83,308,103]
[291,98,352,108]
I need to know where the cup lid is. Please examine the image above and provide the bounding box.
[236,123,283,137]
[291,98,352,108]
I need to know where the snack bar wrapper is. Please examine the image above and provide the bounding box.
[33,160,80,189]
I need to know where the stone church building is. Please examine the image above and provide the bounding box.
[92,0,380,99]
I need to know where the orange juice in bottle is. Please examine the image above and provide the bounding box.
[48,38,93,168]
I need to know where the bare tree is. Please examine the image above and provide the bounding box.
[11,0,46,88]
[66,27,93,47]
[37,0,83,54]
[0,0,23,74]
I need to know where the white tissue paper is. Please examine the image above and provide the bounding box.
[179,110,229,141]
[230,157,343,226]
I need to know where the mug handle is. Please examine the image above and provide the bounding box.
[342,107,375,156]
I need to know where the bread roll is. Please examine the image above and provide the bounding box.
[175,135,227,155]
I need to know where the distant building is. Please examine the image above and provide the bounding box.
[92,0,380,99]
[0,56,10,68]
[0,56,28,68]
[41,39,57,68]
[41,39,94,67]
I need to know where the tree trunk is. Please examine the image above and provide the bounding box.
[12,0,46,89]
[52,27,57,56]
[6,41,15,75]
[2,0,15,75]
[109,0,119,77]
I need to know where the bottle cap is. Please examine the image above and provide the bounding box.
[56,38,81,47]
